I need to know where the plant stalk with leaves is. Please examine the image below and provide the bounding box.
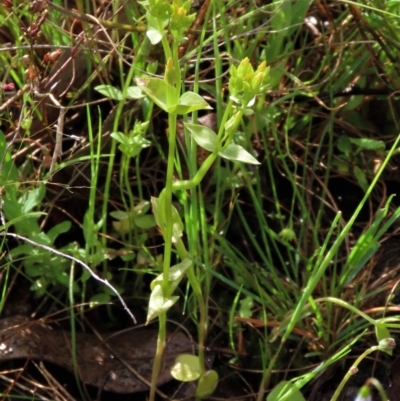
[135,0,268,399]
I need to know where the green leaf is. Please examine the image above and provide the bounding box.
[375,324,392,354]
[83,211,97,246]
[353,166,368,192]
[110,132,128,145]
[341,202,390,286]
[376,196,400,238]
[53,269,70,286]
[134,200,151,215]
[146,284,179,323]
[25,262,43,278]
[21,116,32,130]
[126,86,145,100]
[134,214,156,229]
[239,296,254,318]
[196,370,219,398]
[219,143,260,164]
[9,243,34,257]
[146,28,163,45]
[342,240,379,286]
[271,2,292,33]
[47,221,71,244]
[243,108,254,116]
[30,277,48,297]
[355,385,372,400]
[112,218,132,235]
[279,227,296,242]
[0,212,45,232]
[151,196,162,228]
[150,258,192,293]
[121,253,136,262]
[267,381,306,401]
[31,231,52,246]
[22,183,46,213]
[185,122,217,152]
[95,85,124,101]
[135,77,169,112]
[90,293,111,306]
[110,210,130,220]
[337,135,352,157]
[170,354,202,382]
[174,92,212,115]
[0,131,18,184]
[151,194,184,243]
[349,137,385,151]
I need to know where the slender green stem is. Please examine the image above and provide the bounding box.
[149,313,167,401]
[330,346,380,401]
[149,111,178,401]
[172,152,218,191]
[162,113,177,290]
[176,239,206,375]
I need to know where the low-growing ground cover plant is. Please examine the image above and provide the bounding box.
[1,1,400,401]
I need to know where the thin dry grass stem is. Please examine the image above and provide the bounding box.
[34,361,76,401]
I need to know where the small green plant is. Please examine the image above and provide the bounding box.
[0,129,135,317]
[128,0,269,399]
[0,132,71,296]
[334,135,386,191]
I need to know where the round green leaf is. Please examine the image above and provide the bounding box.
[196,370,219,398]
[171,354,201,382]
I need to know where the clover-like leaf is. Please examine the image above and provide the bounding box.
[174,92,212,115]
[150,258,192,293]
[185,122,217,152]
[147,284,179,323]
[219,143,260,165]
[136,77,170,112]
